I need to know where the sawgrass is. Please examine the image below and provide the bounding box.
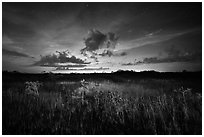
[2,80,202,135]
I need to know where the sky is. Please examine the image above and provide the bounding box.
[2,2,202,73]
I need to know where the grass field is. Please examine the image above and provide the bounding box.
[2,74,202,135]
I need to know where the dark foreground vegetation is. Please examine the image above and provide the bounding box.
[2,71,202,135]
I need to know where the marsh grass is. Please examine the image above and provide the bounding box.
[2,80,202,135]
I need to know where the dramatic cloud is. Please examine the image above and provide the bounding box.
[33,50,90,67]
[82,29,118,52]
[3,48,34,58]
[2,3,201,73]
[80,29,125,59]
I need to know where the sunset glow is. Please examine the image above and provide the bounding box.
[3,3,202,73]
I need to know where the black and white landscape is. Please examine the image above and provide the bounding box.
[2,2,202,135]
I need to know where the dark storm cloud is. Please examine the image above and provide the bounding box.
[80,29,127,61]
[33,50,90,67]
[81,29,120,57]
[82,29,106,51]
[3,48,34,58]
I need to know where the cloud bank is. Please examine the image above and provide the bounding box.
[33,50,90,67]
[55,67,109,71]
[122,46,201,66]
